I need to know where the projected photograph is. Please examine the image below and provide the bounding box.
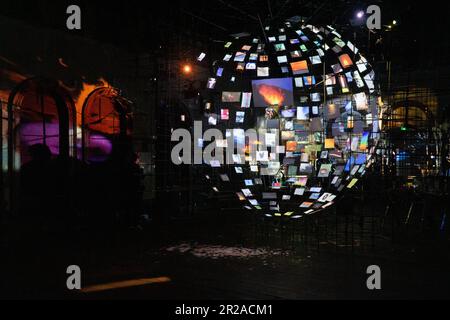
[222,91,241,103]
[274,43,286,52]
[281,108,296,118]
[236,111,245,123]
[234,51,246,62]
[291,50,302,58]
[220,109,229,120]
[304,76,316,86]
[290,60,309,75]
[241,92,252,108]
[339,53,353,68]
[297,106,310,120]
[207,78,217,89]
[252,78,294,107]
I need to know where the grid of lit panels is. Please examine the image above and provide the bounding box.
[198,21,381,219]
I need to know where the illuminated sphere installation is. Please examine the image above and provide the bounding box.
[199,21,381,218]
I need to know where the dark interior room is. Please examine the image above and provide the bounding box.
[0,0,450,304]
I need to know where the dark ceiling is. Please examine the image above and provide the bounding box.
[1,0,449,67]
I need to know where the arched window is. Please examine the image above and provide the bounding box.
[81,87,132,163]
[385,101,438,177]
[6,78,76,211]
[7,78,76,167]
[389,101,434,129]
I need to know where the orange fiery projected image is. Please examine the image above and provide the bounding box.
[286,141,297,152]
[290,60,309,75]
[74,78,110,123]
[339,54,353,68]
[252,78,293,107]
[325,138,335,149]
[258,85,286,106]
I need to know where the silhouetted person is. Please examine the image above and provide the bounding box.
[16,144,55,293]
[84,137,143,230]
[106,139,144,228]
[121,152,144,227]
[19,144,53,219]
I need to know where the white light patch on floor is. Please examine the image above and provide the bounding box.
[165,243,290,259]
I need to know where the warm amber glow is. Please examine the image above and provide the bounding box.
[182,64,192,74]
[258,84,286,106]
[392,106,428,128]
[58,58,69,68]
[81,277,171,293]
[347,116,354,129]
[286,141,297,152]
[339,54,353,68]
[74,78,110,124]
[2,69,27,83]
[290,60,308,74]
[325,138,335,149]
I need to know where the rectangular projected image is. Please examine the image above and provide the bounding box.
[297,106,310,120]
[222,92,241,103]
[252,78,294,108]
[360,131,369,150]
[290,60,309,75]
[281,108,296,118]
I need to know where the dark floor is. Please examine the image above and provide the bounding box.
[1,211,450,300]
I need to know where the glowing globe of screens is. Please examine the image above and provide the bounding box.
[201,22,381,217]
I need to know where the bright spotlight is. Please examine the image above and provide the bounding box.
[356,11,364,19]
[182,64,192,74]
